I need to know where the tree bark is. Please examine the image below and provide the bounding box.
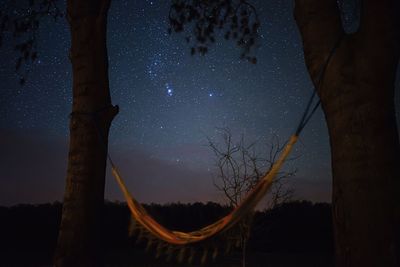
[54,0,118,266]
[294,0,400,266]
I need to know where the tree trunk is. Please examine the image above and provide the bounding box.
[242,237,246,267]
[54,1,118,266]
[294,0,400,266]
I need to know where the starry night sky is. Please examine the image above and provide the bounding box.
[1,0,398,206]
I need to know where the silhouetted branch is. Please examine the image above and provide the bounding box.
[207,127,297,267]
[168,0,260,63]
[0,0,63,85]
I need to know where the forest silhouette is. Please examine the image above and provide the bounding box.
[0,200,333,266]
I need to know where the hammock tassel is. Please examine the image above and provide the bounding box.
[128,215,137,237]
[225,241,232,255]
[188,248,196,264]
[200,248,208,265]
[135,229,145,244]
[177,247,186,263]
[155,242,164,259]
[166,245,174,262]
[212,246,219,261]
[145,238,154,251]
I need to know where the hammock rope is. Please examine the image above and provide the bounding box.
[70,34,344,248]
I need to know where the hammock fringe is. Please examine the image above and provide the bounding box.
[111,134,299,246]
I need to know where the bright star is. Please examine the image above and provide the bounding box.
[166,83,173,96]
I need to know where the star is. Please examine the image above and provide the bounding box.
[165,83,173,96]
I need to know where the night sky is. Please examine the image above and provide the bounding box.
[1,0,398,206]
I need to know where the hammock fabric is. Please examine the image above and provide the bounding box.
[111,134,299,245]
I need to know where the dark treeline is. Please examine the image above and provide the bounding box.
[0,201,333,265]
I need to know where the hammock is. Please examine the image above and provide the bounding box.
[84,31,342,249]
[103,34,342,249]
[110,134,298,245]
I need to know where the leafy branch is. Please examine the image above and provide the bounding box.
[168,0,260,63]
[0,0,63,85]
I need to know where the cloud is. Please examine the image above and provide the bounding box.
[105,145,219,204]
[0,128,219,206]
[0,128,332,206]
[0,128,68,206]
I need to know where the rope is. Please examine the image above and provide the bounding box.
[295,33,344,135]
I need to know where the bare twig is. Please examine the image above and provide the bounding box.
[207,127,297,267]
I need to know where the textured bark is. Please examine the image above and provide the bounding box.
[54,0,118,266]
[295,0,400,266]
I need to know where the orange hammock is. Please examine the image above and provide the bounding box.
[111,134,299,245]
